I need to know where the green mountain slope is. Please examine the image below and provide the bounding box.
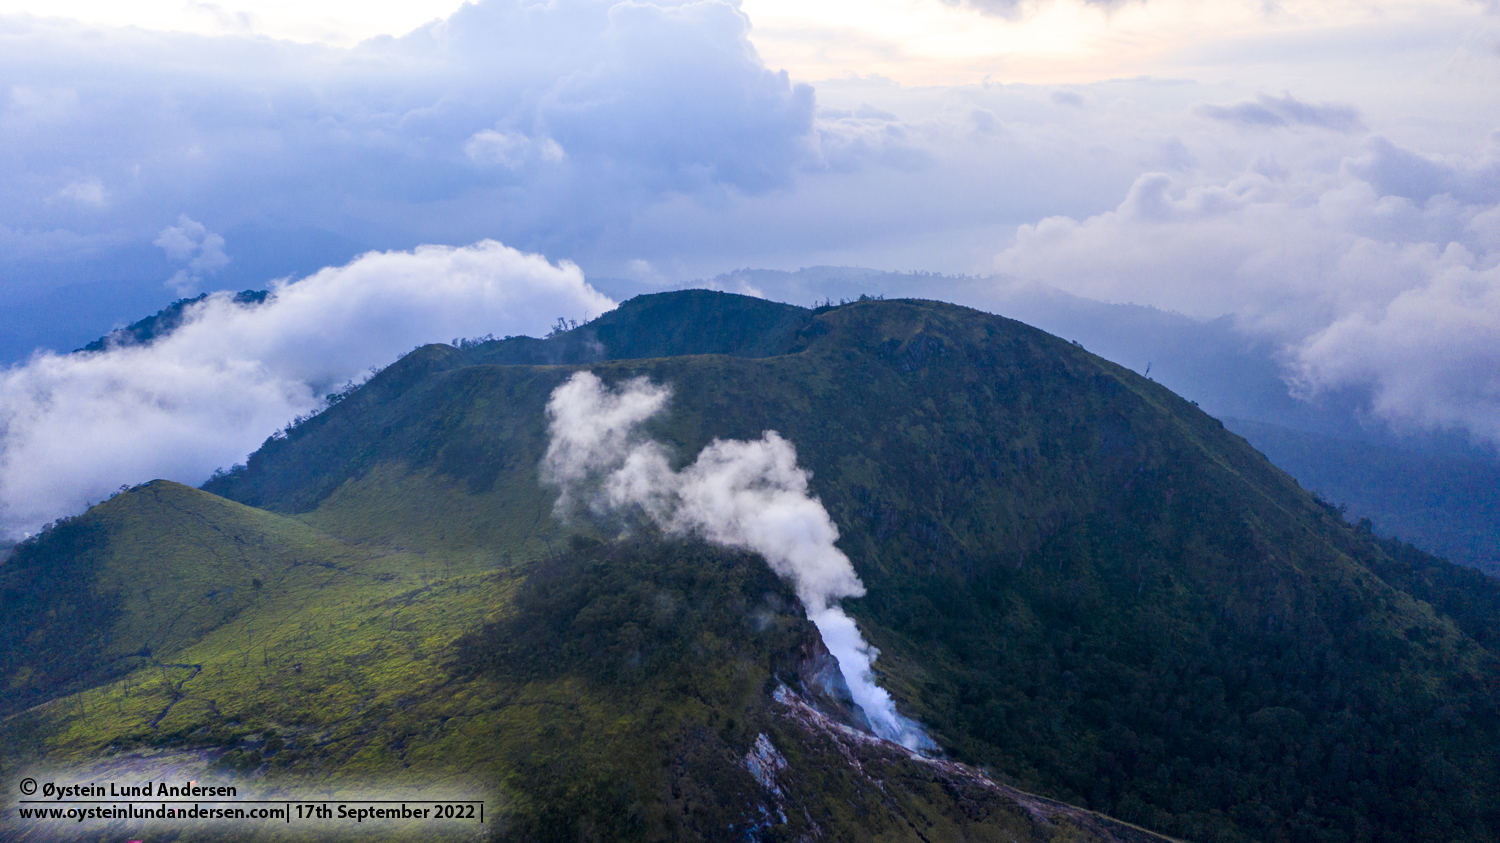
[1225,416,1500,576]
[5,291,1499,843]
[204,292,1500,842]
[1,492,1165,843]
[0,479,386,715]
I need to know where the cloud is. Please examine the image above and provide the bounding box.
[1295,247,1500,440]
[184,2,258,35]
[3,0,1496,450]
[1345,136,1500,204]
[604,75,1392,281]
[2,1,1293,297]
[464,130,566,169]
[52,178,107,208]
[1196,93,1364,133]
[541,372,931,749]
[936,0,1139,21]
[994,135,1500,441]
[4,0,1485,298]
[0,239,615,537]
[155,215,229,294]
[533,0,815,194]
[0,0,815,288]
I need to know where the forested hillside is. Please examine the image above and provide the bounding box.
[4,292,1497,843]
[205,293,1500,842]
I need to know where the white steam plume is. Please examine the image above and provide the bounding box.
[0,239,616,538]
[541,371,930,750]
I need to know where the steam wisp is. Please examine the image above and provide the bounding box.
[541,372,930,750]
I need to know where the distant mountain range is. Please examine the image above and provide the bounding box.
[4,291,1497,842]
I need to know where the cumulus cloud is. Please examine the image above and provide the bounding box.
[1295,249,1500,440]
[994,134,1500,441]
[542,372,930,749]
[533,0,814,194]
[0,239,615,537]
[0,0,814,288]
[154,215,229,294]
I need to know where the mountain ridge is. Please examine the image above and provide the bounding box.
[5,291,1498,842]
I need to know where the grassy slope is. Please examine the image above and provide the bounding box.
[1,491,1139,842]
[0,480,412,715]
[0,481,498,758]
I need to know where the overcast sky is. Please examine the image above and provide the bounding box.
[0,0,1497,535]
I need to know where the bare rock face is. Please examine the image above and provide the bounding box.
[794,630,874,734]
[763,684,1181,843]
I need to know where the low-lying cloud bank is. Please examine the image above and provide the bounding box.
[541,371,931,750]
[994,135,1500,442]
[0,240,614,537]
